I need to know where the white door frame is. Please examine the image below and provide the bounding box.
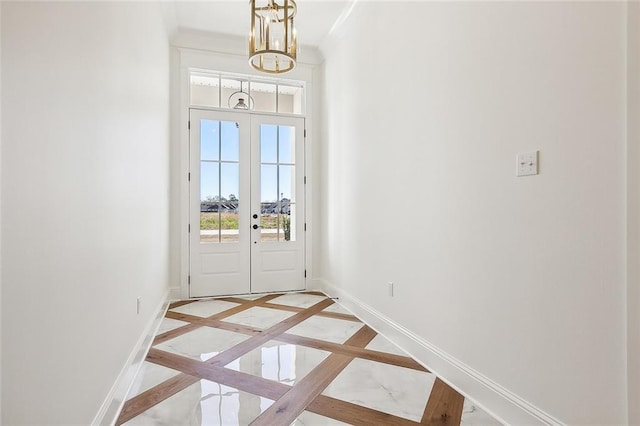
[187,107,308,298]
[174,50,316,301]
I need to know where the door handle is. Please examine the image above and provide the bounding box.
[252,224,260,230]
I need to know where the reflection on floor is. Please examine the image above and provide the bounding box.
[117,292,502,425]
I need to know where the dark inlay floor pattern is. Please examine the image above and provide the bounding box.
[117,292,501,425]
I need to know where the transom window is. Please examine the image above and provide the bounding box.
[190,70,305,115]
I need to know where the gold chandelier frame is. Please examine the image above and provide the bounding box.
[248,0,297,74]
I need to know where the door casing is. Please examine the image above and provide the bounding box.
[188,108,306,297]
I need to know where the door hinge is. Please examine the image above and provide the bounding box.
[188,275,191,285]
[188,172,191,181]
[188,224,191,233]
[304,129,307,138]
[304,223,307,231]
[188,121,191,130]
[304,176,307,185]
[304,270,307,278]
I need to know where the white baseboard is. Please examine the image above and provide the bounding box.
[92,289,170,426]
[169,285,182,301]
[312,278,565,426]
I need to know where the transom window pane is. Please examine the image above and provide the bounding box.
[221,78,241,109]
[189,71,305,115]
[250,82,277,113]
[277,85,303,114]
[191,74,220,108]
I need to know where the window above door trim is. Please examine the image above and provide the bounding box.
[189,69,306,116]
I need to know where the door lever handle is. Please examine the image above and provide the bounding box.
[252,224,260,230]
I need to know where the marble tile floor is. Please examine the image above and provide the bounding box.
[117,292,502,426]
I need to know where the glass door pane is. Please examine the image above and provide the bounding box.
[200,120,240,243]
[259,124,297,242]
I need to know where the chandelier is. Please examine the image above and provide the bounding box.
[249,0,297,74]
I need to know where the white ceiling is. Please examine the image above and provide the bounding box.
[172,1,352,47]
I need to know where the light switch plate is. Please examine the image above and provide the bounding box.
[517,151,538,177]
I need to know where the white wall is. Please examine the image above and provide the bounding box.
[628,1,640,424]
[318,2,627,424]
[1,2,170,424]
[0,3,3,422]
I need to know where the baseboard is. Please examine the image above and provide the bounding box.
[91,289,170,426]
[312,278,565,426]
[169,285,182,301]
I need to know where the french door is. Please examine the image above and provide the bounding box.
[189,109,305,297]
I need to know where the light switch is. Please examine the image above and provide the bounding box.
[517,151,538,177]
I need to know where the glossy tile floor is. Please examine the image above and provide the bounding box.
[117,292,501,425]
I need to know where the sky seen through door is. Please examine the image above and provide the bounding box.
[200,120,294,203]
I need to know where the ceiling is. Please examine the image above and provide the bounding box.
[172,1,352,47]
